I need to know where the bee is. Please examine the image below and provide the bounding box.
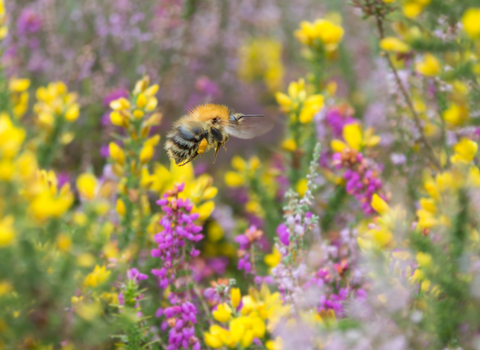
[165,104,273,166]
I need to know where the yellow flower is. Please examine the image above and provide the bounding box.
[462,8,480,39]
[204,325,226,348]
[275,79,306,113]
[442,103,469,127]
[116,199,126,217]
[371,194,389,215]
[0,113,26,159]
[28,171,74,221]
[9,78,30,92]
[110,97,131,111]
[238,38,285,92]
[84,265,111,288]
[296,178,308,197]
[451,138,477,164]
[415,54,441,77]
[0,216,15,247]
[403,0,431,18]
[213,303,232,323]
[109,142,126,165]
[331,123,381,152]
[264,247,282,268]
[34,82,80,126]
[76,173,98,200]
[416,252,432,268]
[295,19,344,49]
[266,337,284,350]
[147,161,216,221]
[299,94,324,123]
[231,288,241,309]
[281,139,297,152]
[379,37,410,53]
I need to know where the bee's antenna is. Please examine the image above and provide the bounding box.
[238,114,264,120]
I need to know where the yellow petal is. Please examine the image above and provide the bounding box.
[380,37,410,53]
[371,194,389,215]
[343,123,362,151]
[462,8,480,38]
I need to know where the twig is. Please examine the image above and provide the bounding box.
[374,13,441,169]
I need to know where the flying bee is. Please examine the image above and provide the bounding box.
[165,104,273,166]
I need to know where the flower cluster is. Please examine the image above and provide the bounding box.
[332,123,383,214]
[275,79,325,124]
[295,18,344,51]
[151,183,203,289]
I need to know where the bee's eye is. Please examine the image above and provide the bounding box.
[229,114,237,122]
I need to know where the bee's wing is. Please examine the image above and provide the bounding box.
[224,115,274,139]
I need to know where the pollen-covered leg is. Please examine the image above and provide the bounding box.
[197,138,208,155]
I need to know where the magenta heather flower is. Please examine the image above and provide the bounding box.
[325,106,355,137]
[333,148,382,215]
[127,268,148,282]
[163,294,200,350]
[17,8,42,35]
[150,183,202,350]
[276,223,290,246]
[151,183,204,289]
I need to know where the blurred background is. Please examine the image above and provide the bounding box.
[5,0,379,174]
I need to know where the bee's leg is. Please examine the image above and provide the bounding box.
[213,142,221,163]
[197,138,208,156]
[222,136,229,152]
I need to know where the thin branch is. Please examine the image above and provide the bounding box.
[374,13,441,169]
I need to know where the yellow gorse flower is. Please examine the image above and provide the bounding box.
[415,166,479,230]
[402,0,431,19]
[0,0,7,40]
[26,170,74,221]
[9,78,30,119]
[331,123,381,152]
[450,138,478,164]
[379,37,410,53]
[145,160,217,221]
[295,18,344,51]
[84,265,111,287]
[34,82,80,129]
[415,53,441,77]
[462,8,480,39]
[238,38,285,92]
[0,215,15,247]
[76,173,98,201]
[275,79,324,124]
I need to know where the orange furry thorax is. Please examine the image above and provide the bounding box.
[188,104,230,122]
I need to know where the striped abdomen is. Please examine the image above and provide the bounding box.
[165,122,208,165]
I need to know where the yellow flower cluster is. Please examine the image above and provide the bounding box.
[204,285,288,348]
[295,18,344,51]
[84,265,111,288]
[0,0,7,40]
[27,170,74,222]
[238,38,285,92]
[110,77,159,129]
[0,113,26,181]
[276,79,324,124]
[147,161,217,221]
[224,155,276,217]
[357,194,397,250]
[417,139,479,230]
[331,123,381,153]
[34,82,80,129]
[9,79,30,119]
